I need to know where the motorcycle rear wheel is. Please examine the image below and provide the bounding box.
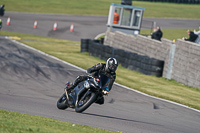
[75,92,96,113]
[57,93,68,110]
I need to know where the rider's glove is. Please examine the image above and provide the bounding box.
[102,90,109,95]
[102,87,109,95]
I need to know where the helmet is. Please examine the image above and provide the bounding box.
[105,58,118,72]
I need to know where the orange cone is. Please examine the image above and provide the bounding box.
[7,17,11,25]
[33,20,37,29]
[70,24,74,32]
[53,22,57,31]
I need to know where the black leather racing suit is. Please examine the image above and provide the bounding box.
[70,63,116,104]
[86,63,116,91]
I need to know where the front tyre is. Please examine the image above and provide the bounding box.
[75,92,96,113]
[57,93,68,110]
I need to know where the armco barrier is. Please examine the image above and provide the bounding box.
[81,39,164,77]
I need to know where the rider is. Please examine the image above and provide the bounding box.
[66,57,118,104]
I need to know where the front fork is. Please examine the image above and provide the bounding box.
[64,89,69,99]
[64,82,71,99]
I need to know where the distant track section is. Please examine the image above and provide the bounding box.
[0,12,199,41]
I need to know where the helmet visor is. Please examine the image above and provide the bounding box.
[108,64,117,72]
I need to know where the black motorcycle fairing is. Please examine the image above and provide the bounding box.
[74,84,89,106]
[57,73,112,113]
[68,82,85,107]
[93,73,110,92]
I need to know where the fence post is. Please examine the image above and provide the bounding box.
[151,21,156,34]
[166,42,176,80]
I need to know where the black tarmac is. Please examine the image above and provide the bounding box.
[0,12,200,133]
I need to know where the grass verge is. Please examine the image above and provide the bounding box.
[0,109,117,133]
[1,0,200,19]
[140,28,194,41]
[1,30,200,111]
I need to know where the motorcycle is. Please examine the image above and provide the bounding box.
[57,73,110,113]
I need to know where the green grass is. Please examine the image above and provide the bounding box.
[1,31,200,111]
[99,28,195,41]
[134,2,200,19]
[0,110,117,133]
[140,28,195,41]
[1,0,200,19]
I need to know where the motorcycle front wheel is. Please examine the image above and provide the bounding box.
[57,93,68,110]
[75,92,96,113]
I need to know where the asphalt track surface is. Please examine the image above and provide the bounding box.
[0,12,200,41]
[0,12,200,133]
[1,37,200,133]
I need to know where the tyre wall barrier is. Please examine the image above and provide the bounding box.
[81,39,104,53]
[81,39,90,52]
[81,39,164,77]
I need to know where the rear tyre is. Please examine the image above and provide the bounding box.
[75,92,96,113]
[57,93,68,110]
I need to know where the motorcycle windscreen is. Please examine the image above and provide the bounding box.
[98,73,110,90]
